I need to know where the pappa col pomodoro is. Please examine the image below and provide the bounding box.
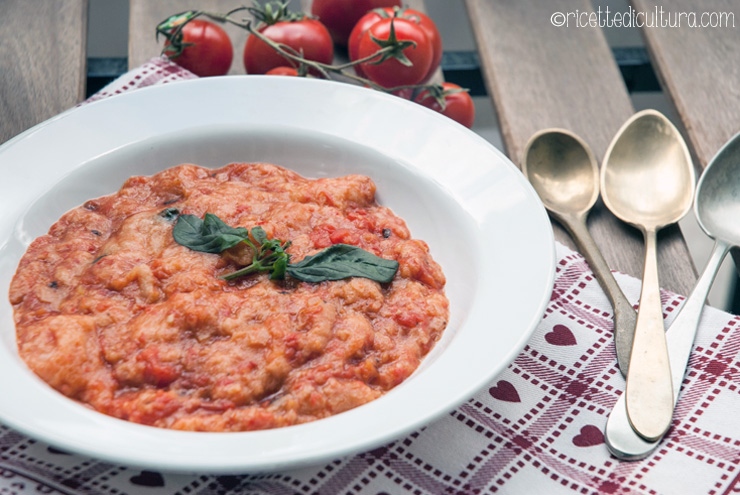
[10,163,449,431]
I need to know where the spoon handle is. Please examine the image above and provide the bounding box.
[625,228,673,441]
[562,213,637,377]
[605,239,729,459]
[665,239,729,390]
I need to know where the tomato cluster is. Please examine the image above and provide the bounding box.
[159,7,334,77]
[157,3,475,128]
[343,6,474,127]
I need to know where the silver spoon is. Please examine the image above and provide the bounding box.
[522,129,637,376]
[600,109,695,442]
[605,130,740,459]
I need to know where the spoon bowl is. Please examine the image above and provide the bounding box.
[695,134,740,245]
[601,112,696,229]
[523,130,599,215]
[601,109,695,442]
[606,130,740,459]
[522,129,637,376]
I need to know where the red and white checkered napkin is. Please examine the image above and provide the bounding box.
[82,56,198,104]
[2,60,740,494]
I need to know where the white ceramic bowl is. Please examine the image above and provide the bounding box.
[0,77,554,473]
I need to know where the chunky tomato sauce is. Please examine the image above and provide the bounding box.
[10,163,448,431]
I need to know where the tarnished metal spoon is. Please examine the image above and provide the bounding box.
[522,129,637,376]
[601,109,696,442]
[606,130,740,459]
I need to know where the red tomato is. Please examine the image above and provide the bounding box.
[265,66,299,76]
[349,7,442,82]
[164,19,233,77]
[356,18,433,89]
[311,0,401,46]
[415,83,476,128]
[400,9,442,82]
[243,19,334,75]
[347,9,387,78]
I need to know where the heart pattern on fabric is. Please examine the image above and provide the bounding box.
[130,470,165,487]
[489,380,521,402]
[545,324,577,346]
[573,425,605,447]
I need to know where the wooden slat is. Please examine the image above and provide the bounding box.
[0,0,87,145]
[129,1,249,74]
[630,0,740,169]
[465,0,697,295]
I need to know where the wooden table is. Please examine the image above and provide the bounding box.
[2,0,740,296]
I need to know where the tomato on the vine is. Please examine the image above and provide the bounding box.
[400,9,442,82]
[356,18,433,89]
[347,10,386,79]
[265,66,299,76]
[415,82,476,128]
[349,7,442,83]
[162,18,233,77]
[243,17,333,75]
[310,0,401,46]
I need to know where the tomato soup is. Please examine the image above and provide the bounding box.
[10,163,448,431]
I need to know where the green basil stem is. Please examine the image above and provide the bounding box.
[221,239,291,281]
[221,258,271,280]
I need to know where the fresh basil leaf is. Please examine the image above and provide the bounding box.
[173,213,249,253]
[251,226,268,245]
[286,244,398,283]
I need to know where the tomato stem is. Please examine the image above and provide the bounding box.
[156,10,204,59]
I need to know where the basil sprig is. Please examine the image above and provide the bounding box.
[171,212,398,284]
